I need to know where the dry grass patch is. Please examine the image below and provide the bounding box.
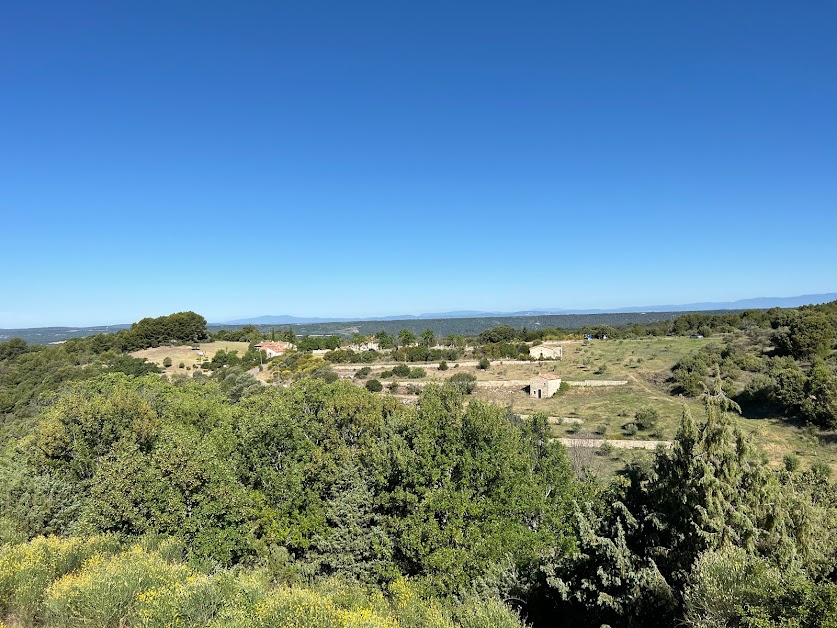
[131,341,250,374]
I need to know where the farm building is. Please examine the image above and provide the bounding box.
[348,340,380,352]
[255,341,294,358]
[530,374,562,399]
[529,344,563,360]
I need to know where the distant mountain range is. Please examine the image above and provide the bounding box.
[217,293,837,326]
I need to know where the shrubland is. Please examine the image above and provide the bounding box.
[0,301,835,626]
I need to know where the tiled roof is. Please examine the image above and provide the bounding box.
[256,341,292,351]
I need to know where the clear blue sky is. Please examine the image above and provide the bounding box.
[2,1,835,327]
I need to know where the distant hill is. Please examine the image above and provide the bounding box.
[217,293,837,326]
[3,293,833,344]
[0,325,131,345]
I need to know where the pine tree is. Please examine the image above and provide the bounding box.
[307,462,393,584]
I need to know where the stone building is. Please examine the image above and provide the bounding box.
[529,343,563,360]
[530,374,562,399]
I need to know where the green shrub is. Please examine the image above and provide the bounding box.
[448,372,477,394]
[392,363,411,377]
[408,367,426,379]
[812,459,832,479]
[354,367,372,380]
[683,547,837,628]
[365,379,383,392]
[624,423,638,436]
[477,358,490,370]
[634,406,660,431]
[438,360,448,371]
[163,357,173,368]
[450,592,526,628]
[782,453,801,472]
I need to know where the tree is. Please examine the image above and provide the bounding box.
[478,325,518,344]
[0,338,29,361]
[240,324,262,343]
[802,358,837,428]
[375,330,395,349]
[162,357,173,368]
[478,357,490,370]
[421,329,435,347]
[398,329,417,347]
[782,313,836,359]
[307,463,393,583]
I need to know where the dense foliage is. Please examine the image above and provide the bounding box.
[1,302,836,626]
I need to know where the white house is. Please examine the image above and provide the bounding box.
[529,344,563,360]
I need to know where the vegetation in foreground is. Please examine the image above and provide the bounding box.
[0,304,835,626]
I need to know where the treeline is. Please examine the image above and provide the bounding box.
[78,311,210,353]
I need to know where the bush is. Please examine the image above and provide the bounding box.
[163,357,173,368]
[44,545,193,627]
[448,373,477,394]
[0,535,122,625]
[408,367,426,379]
[354,367,372,380]
[365,379,383,392]
[783,453,801,472]
[594,364,608,375]
[739,373,775,404]
[438,361,449,371]
[392,363,411,377]
[477,358,490,370]
[624,423,638,436]
[178,362,185,369]
[634,406,660,431]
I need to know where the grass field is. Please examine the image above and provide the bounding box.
[131,341,250,375]
[341,335,837,474]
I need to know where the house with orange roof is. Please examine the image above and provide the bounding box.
[255,341,294,359]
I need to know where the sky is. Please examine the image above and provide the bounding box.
[1,1,835,327]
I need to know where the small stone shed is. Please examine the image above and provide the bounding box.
[529,344,563,360]
[530,374,562,399]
